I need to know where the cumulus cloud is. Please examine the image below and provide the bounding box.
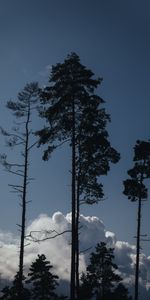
[0,211,149,297]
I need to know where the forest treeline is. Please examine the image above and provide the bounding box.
[0,243,132,300]
[0,53,149,300]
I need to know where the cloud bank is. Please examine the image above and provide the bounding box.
[0,211,149,297]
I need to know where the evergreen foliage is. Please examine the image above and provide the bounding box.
[80,242,122,300]
[27,254,59,300]
[0,272,30,300]
[112,283,132,300]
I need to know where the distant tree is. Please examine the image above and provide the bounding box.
[112,283,132,300]
[0,286,10,300]
[27,254,58,300]
[0,82,40,298]
[36,53,120,300]
[123,140,150,300]
[78,273,93,300]
[0,272,31,300]
[80,242,122,300]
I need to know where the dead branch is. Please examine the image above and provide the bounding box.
[25,229,71,242]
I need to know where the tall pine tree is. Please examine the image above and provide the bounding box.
[80,242,122,300]
[36,53,120,300]
[123,140,150,300]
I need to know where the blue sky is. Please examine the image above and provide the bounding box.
[0,0,150,257]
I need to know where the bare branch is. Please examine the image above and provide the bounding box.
[26,200,32,204]
[27,177,35,181]
[5,169,24,177]
[8,184,23,189]
[80,246,92,254]
[0,126,24,142]
[24,243,30,247]
[7,163,25,168]
[25,229,71,242]
[10,187,23,193]
[16,224,22,228]
[28,140,38,151]
[55,138,70,148]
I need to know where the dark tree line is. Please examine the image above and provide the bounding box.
[0,245,132,300]
[0,254,67,300]
[79,242,132,300]
[0,53,149,300]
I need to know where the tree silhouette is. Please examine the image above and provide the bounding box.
[80,242,122,300]
[0,272,31,300]
[112,283,132,300]
[27,254,58,300]
[75,102,120,297]
[123,140,150,300]
[0,82,40,298]
[36,53,120,299]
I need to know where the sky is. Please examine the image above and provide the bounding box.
[0,0,150,293]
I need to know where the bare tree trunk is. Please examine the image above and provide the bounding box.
[70,99,76,300]
[18,104,30,298]
[134,172,143,300]
[134,196,142,300]
[75,139,82,300]
[75,180,80,299]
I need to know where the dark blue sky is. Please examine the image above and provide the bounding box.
[0,0,150,254]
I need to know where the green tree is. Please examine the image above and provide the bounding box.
[27,254,58,300]
[36,53,120,300]
[0,82,39,298]
[80,242,122,300]
[123,140,150,300]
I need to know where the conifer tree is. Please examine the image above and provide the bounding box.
[0,82,39,298]
[0,272,31,300]
[123,140,150,300]
[112,283,132,300]
[75,103,120,297]
[27,254,58,300]
[80,242,122,300]
[36,53,120,300]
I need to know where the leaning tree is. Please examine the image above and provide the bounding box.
[123,140,150,300]
[0,82,40,299]
[36,53,120,300]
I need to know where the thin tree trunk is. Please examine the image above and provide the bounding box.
[75,139,82,299]
[18,104,30,298]
[134,173,143,300]
[75,179,80,299]
[70,98,76,300]
[101,254,104,300]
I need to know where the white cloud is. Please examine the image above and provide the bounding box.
[0,211,149,297]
